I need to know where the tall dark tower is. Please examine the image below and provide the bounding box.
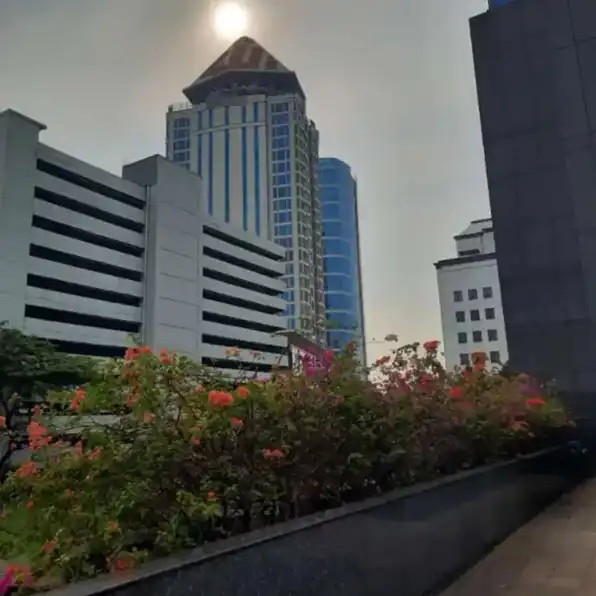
[470,0,596,424]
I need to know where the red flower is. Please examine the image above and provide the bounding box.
[526,397,546,407]
[236,386,249,399]
[88,447,101,460]
[0,416,5,428]
[208,391,234,407]
[375,355,390,366]
[471,352,487,370]
[41,539,56,554]
[448,386,462,399]
[143,412,155,423]
[423,340,440,352]
[263,448,284,459]
[25,500,34,509]
[207,491,216,500]
[27,421,51,451]
[230,417,244,428]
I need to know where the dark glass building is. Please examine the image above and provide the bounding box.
[470,0,596,421]
[318,158,366,364]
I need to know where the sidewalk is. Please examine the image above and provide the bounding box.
[440,478,596,596]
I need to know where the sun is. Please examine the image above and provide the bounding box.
[213,2,249,41]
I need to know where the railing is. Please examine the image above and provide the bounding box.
[168,102,193,112]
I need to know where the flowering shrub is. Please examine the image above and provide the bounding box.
[0,341,571,593]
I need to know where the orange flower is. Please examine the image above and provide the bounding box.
[208,391,234,407]
[41,539,57,554]
[0,415,5,428]
[143,412,155,423]
[236,386,249,399]
[25,500,34,509]
[230,417,244,428]
[526,397,546,407]
[69,387,86,411]
[106,520,120,533]
[16,461,37,478]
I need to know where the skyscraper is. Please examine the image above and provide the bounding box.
[318,158,366,364]
[166,37,325,343]
[470,0,596,418]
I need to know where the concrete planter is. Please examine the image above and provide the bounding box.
[48,445,583,596]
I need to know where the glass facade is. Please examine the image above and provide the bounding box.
[318,158,365,363]
[489,0,517,8]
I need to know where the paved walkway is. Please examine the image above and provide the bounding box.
[440,478,596,596]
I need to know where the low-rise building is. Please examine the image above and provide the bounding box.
[0,109,288,374]
[435,218,508,371]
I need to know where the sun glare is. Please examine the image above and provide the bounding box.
[213,2,249,41]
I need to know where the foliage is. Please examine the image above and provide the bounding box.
[0,325,93,475]
[0,341,572,593]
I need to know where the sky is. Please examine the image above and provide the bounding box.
[0,0,491,362]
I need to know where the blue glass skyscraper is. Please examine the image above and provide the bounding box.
[318,158,366,364]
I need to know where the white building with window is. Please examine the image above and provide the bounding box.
[165,36,325,344]
[0,109,288,375]
[435,218,508,371]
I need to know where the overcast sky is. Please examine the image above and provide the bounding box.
[0,0,490,361]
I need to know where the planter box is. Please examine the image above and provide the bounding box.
[48,445,583,596]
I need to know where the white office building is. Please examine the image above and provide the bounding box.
[165,36,325,344]
[0,109,288,374]
[435,218,508,371]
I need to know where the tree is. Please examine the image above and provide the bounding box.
[0,324,93,474]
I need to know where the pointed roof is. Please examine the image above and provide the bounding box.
[183,37,303,104]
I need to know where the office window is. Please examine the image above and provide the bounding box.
[455,311,465,323]
[490,351,501,363]
[468,288,478,300]
[460,353,470,366]
[457,332,467,344]
[472,330,482,342]
[453,290,463,302]
[483,286,493,299]
[470,309,480,322]
[488,329,498,341]
[485,307,495,320]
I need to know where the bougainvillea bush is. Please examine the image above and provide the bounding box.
[0,341,572,593]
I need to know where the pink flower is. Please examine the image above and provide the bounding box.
[263,448,284,459]
[230,417,244,428]
[423,340,440,352]
[0,569,13,595]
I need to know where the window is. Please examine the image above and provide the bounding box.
[483,286,493,299]
[453,290,463,302]
[485,307,495,320]
[460,353,470,366]
[470,309,480,322]
[488,329,498,342]
[468,289,478,300]
[455,311,465,323]
[490,351,501,363]
[457,332,467,344]
[472,330,482,342]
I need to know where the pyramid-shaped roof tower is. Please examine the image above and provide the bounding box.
[183,37,304,105]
